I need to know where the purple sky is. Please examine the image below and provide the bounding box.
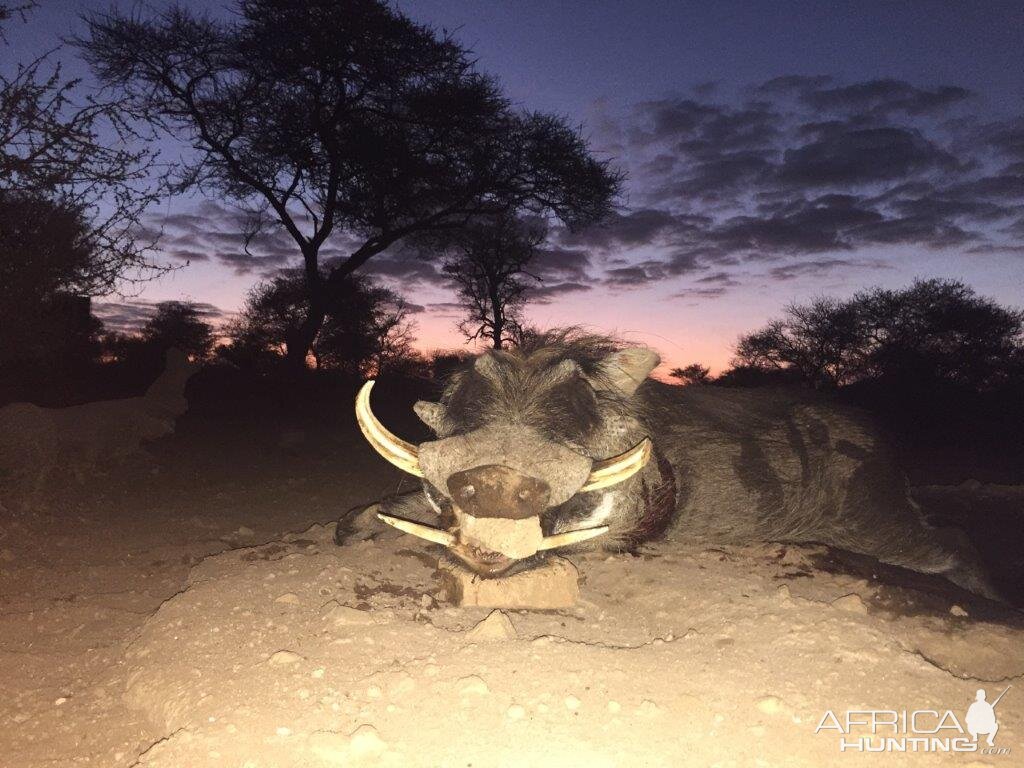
[7,1,1024,373]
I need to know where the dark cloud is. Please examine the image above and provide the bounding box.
[530,247,592,281]
[671,286,730,301]
[578,76,1023,299]
[799,80,972,117]
[778,126,958,186]
[363,254,446,286]
[93,300,230,334]
[524,281,593,303]
[766,258,889,281]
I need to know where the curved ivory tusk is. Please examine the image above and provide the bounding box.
[356,380,423,476]
[377,512,456,546]
[538,525,610,550]
[580,437,653,492]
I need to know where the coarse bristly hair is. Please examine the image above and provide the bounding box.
[438,328,645,448]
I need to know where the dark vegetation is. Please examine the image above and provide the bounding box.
[705,279,1024,483]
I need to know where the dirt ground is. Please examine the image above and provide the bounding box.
[1,405,1023,767]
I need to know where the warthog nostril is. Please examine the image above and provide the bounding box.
[447,464,551,519]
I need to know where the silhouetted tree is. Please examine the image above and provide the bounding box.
[81,0,621,369]
[440,215,546,348]
[670,363,711,385]
[141,301,215,361]
[0,2,160,367]
[733,279,1024,391]
[227,269,416,375]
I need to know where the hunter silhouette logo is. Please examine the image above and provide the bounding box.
[815,685,1012,754]
[966,686,1010,747]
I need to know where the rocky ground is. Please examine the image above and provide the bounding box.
[1,409,1022,767]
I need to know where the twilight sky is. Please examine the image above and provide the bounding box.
[7,1,1024,373]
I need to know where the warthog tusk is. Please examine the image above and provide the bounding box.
[377,512,456,546]
[379,512,608,554]
[580,437,652,492]
[538,525,610,550]
[356,380,423,477]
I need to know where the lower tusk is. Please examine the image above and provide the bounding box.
[377,512,456,547]
[539,525,609,550]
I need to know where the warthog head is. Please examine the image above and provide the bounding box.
[356,335,660,575]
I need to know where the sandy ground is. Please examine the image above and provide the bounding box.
[2,411,1023,767]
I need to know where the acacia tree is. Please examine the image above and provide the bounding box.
[81,0,621,369]
[670,363,711,385]
[227,269,416,375]
[141,301,215,360]
[733,279,1024,391]
[441,214,546,348]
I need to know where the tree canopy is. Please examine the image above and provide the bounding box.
[439,214,546,348]
[227,269,417,376]
[733,279,1024,391]
[80,0,622,368]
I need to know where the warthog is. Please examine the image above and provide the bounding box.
[346,331,995,598]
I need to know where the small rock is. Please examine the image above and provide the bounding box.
[54,697,67,706]
[755,695,790,716]
[235,526,255,537]
[466,610,517,641]
[275,593,301,604]
[564,695,581,711]
[637,700,662,717]
[268,650,304,666]
[950,604,969,617]
[506,704,526,720]
[607,701,621,714]
[348,724,386,756]
[831,593,868,615]
[276,726,292,737]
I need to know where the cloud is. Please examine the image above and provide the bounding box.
[93,299,230,334]
[766,258,890,281]
[524,281,593,303]
[577,76,1024,299]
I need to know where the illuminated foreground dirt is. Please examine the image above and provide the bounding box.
[2,436,1022,768]
[110,523,1019,767]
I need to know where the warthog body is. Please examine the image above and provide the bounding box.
[0,349,196,488]
[348,331,994,598]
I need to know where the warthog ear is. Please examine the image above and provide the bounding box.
[474,352,502,379]
[413,401,446,433]
[595,347,660,396]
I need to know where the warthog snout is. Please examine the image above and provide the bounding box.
[447,464,551,520]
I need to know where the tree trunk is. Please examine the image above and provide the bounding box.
[284,244,329,372]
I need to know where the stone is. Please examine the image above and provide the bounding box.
[439,556,580,609]
[268,650,303,666]
[831,593,869,615]
[348,724,386,756]
[466,610,517,641]
[322,601,376,626]
[459,515,543,559]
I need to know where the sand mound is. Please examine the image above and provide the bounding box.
[123,524,1023,767]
